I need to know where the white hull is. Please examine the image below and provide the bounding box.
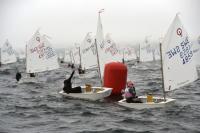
[79,71,97,79]
[18,77,39,84]
[118,96,176,110]
[131,65,138,69]
[59,86,112,101]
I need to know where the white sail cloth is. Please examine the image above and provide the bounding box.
[80,33,97,69]
[162,14,198,92]
[26,31,59,73]
[1,40,17,64]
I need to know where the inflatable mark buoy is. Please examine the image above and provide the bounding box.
[103,62,127,95]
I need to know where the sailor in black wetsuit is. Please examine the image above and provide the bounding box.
[16,71,22,82]
[136,56,140,63]
[78,65,85,74]
[71,64,75,69]
[63,70,82,93]
[122,58,125,64]
[30,73,35,77]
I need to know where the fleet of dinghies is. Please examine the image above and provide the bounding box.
[3,12,199,107]
[121,46,137,63]
[17,48,26,61]
[139,42,154,62]
[137,37,161,63]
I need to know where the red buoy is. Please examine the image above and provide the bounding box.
[103,62,127,95]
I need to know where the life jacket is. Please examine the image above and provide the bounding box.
[124,88,134,98]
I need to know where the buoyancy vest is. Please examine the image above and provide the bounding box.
[124,88,134,98]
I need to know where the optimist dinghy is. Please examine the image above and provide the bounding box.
[118,96,175,110]
[0,39,17,70]
[59,86,112,101]
[118,14,198,109]
[19,30,59,83]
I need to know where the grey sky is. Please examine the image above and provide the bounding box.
[0,0,199,48]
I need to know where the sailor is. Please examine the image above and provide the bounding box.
[68,63,71,68]
[122,58,125,64]
[30,73,35,77]
[78,65,85,74]
[16,71,22,82]
[63,70,82,93]
[136,56,140,63]
[123,81,142,103]
[71,64,75,69]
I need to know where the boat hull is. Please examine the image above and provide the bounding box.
[118,96,176,109]
[18,77,39,84]
[59,86,112,101]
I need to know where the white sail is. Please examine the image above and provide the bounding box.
[103,33,122,62]
[80,32,97,69]
[1,40,17,64]
[162,14,198,92]
[123,47,137,61]
[95,11,105,79]
[58,53,63,60]
[18,49,26,59]
[64,49,72,63]
[26,31,59,73]
[192,36,200,66]
[152,44,160,61]
[71,44,80,65]
[140,43,154,62]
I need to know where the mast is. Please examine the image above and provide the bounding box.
[95,38,102,85]
[25,44,28,73]
[159,42,166,101]
[139,43,141,62]
[70,50,75,64]
[95,9,104,85]
[122,48,125,63]
[78,46,82,67]
[0,48,1,65]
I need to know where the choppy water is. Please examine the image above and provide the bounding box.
[0,60,200,133]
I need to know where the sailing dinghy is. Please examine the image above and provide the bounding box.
[59,86,112,101]
[19,30,59,83]
[78,32,98,79]
[59,10,112,101]
[0,39,17,69]
[118,14,198,109]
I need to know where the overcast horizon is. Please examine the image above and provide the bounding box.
[0,0,199,49]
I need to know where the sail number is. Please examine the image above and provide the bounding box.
[30,44,56,59]
[44,47,56,59]
[105,44,118,56]
[82,44,96,55]
[166,36,193,64]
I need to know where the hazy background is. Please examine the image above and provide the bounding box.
[0,0,199,49]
